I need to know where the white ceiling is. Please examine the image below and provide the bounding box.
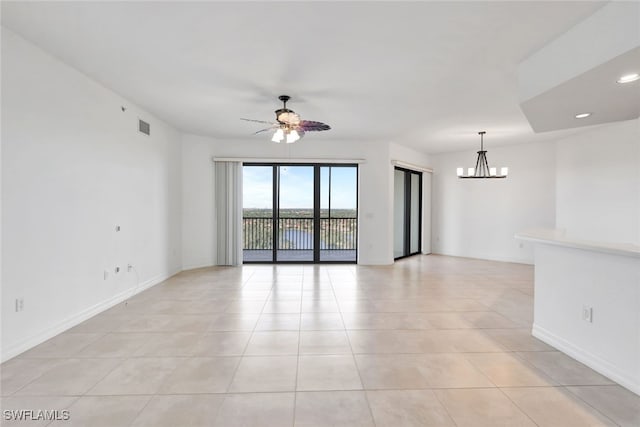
[521,47,640,132]
[1,1,607,153]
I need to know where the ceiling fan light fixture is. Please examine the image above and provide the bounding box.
[272,128,284,143]
[286,129,300,144]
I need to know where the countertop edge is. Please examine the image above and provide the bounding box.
[515,229,640,258]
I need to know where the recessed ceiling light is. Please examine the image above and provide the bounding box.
[575,112,592,119]
[617,73,640,84]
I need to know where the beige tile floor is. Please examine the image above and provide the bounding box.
[1,255,639,426]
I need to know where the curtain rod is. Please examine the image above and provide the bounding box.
[391,160,433,173]
[212,157,366,164]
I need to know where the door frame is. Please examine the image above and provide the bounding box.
[394,166,423,260]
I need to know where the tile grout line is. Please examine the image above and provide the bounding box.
[330,268,379,427]
[430,388,462,427]
[223,271,271,388]
[291,274,304,427]
[209,266,268,425]
[495,385,546,427]
[123,394,155,427]
[557,385,622,426]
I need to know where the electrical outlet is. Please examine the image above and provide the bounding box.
[582,306,593,323]
[15,298,24,312]
[127,264,133,272]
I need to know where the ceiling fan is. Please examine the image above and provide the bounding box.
[241,95,331,143]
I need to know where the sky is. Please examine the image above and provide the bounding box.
[243,165,357,209]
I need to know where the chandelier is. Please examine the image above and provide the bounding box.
[457,131,508,179]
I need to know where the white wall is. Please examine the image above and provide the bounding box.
[181,136,216,269]
[389,142,432,167]
[532,243,640,395]
[1,28,183,361]
[556,119,640,245]
[431,140,556,264]
[422,172,432,255]
[181,134,396,266]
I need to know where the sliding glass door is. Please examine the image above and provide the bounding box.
[243,163,357,263]
[277,165,315,262]
[394,167,422,259]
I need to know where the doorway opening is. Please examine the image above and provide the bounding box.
[242,163,358,263]
[394,167,422,259]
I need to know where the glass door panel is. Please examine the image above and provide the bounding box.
[393,169,406,258]
[320,166,357,262]
[242,166,274,262]
[277,165,314,262]
[410,173,421,254]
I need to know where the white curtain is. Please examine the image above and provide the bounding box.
[214,161,243,266]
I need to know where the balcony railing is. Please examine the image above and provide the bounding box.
[243,217,357,251]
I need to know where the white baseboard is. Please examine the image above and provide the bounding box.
[532,324,640,396]
[181,263,215,271]
[1,268,181,363]
[432,250,533,265]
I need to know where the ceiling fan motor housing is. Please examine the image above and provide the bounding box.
[275,95,298,124]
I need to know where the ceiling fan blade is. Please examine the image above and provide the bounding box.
[299,120,331,132]
[240,118,277,125]
[253,126,278,135]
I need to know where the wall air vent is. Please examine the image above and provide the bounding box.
[138,119,150,135]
